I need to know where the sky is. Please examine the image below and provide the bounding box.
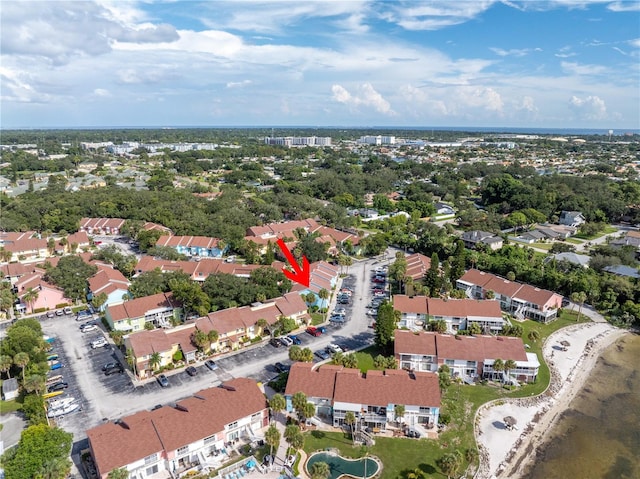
[1,1,639,129]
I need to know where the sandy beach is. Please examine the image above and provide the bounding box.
[474,321,628,479]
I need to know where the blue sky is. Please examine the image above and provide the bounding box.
[1,1,638,129]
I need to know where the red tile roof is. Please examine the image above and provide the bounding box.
[87,379,266,476]
[284,362,342,398]
[107,292,178,322]
[394,330,437,357]
[435,334,528,363]
[405,253,432,280]
[393,295,428,314]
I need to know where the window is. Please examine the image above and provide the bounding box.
[177,445,189,456]
[227,421,238,430]
[445,359,454,366]
[146,465,158,475]
[204,435,216,445]
[419,407,430,413]
[466,361,476,367]
[251,412,262,420]
[144,453,158,465]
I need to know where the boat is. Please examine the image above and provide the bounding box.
[47,401,80,418]
[46,374,63,385]
[47,354,59,361]
[48,397,76,410]
[43,335,56,344]
[44,390,64,399]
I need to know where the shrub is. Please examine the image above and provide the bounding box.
[173,350,184,362]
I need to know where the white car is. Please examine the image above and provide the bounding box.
[333,308,346,317]
[90,337,107,349]
[81,324,98,333]
[327,343,343,354]
[279,336,294,347]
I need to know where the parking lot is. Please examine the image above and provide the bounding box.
[34,253,385,444]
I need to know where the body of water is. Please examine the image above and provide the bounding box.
[522,333,640,479]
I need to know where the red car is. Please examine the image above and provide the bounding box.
[306,326,322,337]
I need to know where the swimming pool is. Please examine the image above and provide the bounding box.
[306,452,379,479]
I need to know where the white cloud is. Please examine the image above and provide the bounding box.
[226,80,253,88]
[332,83,394,114]
[629,38,640,48]
[607,1,640,12]
[93,88,110,97]
[383,1,495,30]
[490,47,542,57]
[569,95,607,120]
[518,95,538,113]
[561,61,608,75]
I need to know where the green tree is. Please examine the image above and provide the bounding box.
[13,351,30,381]
[207,330,219,350]
[291,391,308,421]
[91,292,108,311]
[269,393,286,424]
[107,468,130,479]
[492,358,505,382]
[149,352,162,372]
[344,411,357,444]
[0,354,13,378]
[264,424,280,460]
[437,450,463,479]
[299,347,314,362]
[469,322,482,335]
[374,302,398,353]
[23,287,40,313]
[394,404,405,425]
[571,291,587,321]
[438,364,451,391]
[504,359,517,383]
[310,461,331,479]
[22,394,47,425]
[192,329,209,352]
[318,288,329,307]
[45,256,98,302]
[527,329,541,343]
[424,252,441,296]
[343,354,358,369]
[23,375,45,395]
[35,457,72,479]
[303,402,316,422]
[2,424,72,479]
[429,319,447,334]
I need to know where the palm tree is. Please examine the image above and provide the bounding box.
[269,393,286,424]
[300,347,314,362]
[106,468,129,479]
[304,292,317,309]
[149,352,162,372]
[571,291,587,321]
[527,329,541,343]
[264,424,280,463]
[504,359,517,384]
[492,358,505,382]
[192,329,209,352]
[394,404,405,426]
[437,450,463,479]
[207,330,219,352]
[342,354,358,369]
[23,287,39,313]
[284,423,300,448]
[255,318,268,337]
[0,354,13,378]
[36,457,71,479]
[0,247,13,263]
[292,392,308,422]
[303,402,316,423]
[344,411,356,444]
[14,352,29,381]
[318,288,329,310]
[310,461,331,479]
[24,374,45,395]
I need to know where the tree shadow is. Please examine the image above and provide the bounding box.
[311,430,325,439]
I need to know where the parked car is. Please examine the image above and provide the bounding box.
[306,326,323,337]
[50,362,63,371]
[185,366,198,377]
[156,374,169,387]
[104,364,124,375]
[279,336,294,347]
[329,315,346,323]
[406,429,421,439]
[151,404,163,411]
[81,324,98,333]
[63,306,73,315]
[314,349,331,360]
[102,362,119,371]
[204,359,219,371]
[55,309,64,316]
[327,343,342,354]
[274,362,290,373]
[47,382,69,392]
[46,311,55,318]
[287,335,301,345]
[91,337,108,349]
[270,337,282,348]
[333,308,346,316]
[76,310,92,321]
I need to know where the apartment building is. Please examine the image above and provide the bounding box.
[104,292,181,332]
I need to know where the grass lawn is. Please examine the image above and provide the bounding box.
[310,313,325,326]
[0,399,22,415]
[575,225,618,240]
[302,310,591,478]
[565,238,585,245]
[304,430,451,479]
[531,243,553,250]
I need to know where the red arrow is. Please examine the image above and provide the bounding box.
[277,238,310,288]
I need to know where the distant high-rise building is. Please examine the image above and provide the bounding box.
[264,136,331,147]
[357,135,396,145]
